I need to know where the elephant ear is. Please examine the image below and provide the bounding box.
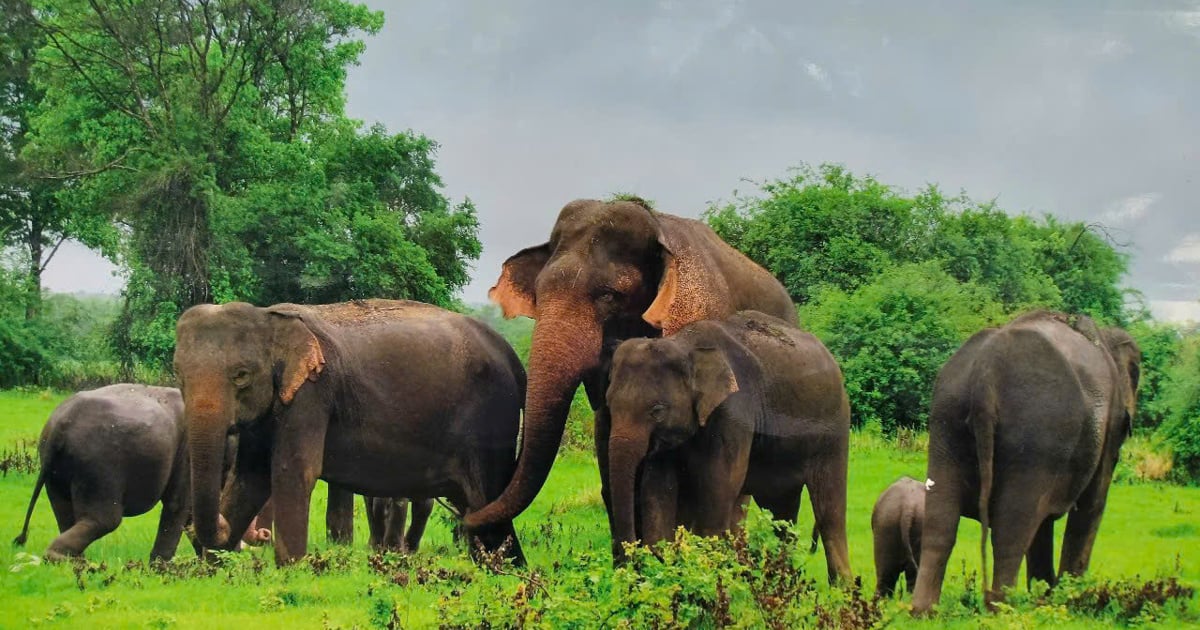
[691,346,738,427]
[268,308,326,405]
[642,217,728,336]
[489,243,551,319]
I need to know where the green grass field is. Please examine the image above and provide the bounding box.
[0,390,1196,628]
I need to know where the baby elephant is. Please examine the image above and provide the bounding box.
[606,310,853,583]
[871,476,925,597]
[365,496,435,552]
[13,384,192,561]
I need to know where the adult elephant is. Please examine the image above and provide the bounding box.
[911,311,1141,614]
[175,299,526,566]
[464,198,797,551]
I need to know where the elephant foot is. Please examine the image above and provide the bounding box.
[43,546,80,563]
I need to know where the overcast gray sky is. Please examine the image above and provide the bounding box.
[45,0,1200,321]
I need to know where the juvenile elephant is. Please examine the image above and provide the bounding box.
[605,311,852,583]
[13,384,191,561]
[466,199,797,556]
[365,496,434,552]
[911,311,1141,613]
[871,476,925,598]
[174,299,526,566]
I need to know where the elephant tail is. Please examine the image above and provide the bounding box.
[899,505,918,569]
[971,366,999,599]
[13,466,46,547]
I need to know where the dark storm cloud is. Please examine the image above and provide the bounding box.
[48,1,1199,321]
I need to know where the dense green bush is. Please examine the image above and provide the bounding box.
[1128,320,1185,431]
[799,262,1004,434]
[1160,335,1200,477]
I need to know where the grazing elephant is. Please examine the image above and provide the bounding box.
[465,199,797,554]
[871,476,925,598]
[605,311,853,583]
[365,496,434,552]
[911,311,1141,613]
[13,384,191,561]
[174,299,526,566]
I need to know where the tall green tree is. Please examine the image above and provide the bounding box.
[26,1,480,368]
[0,0,114,319]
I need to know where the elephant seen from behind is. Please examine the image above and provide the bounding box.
[911,311,1141,613]
[13,384,192,561]
[605,311,853,583]
[871,476,925,598]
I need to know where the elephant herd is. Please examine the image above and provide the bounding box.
[12,198,1142,615]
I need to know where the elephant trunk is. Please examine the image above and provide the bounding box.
[465,308,601,528]
[608,427,651,562]
[186,386,233,548]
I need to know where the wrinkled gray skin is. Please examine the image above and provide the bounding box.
[871,476,925,598]
[174,299,526,566]
[912,312,1141,614]
[606,311,853,583]
[468,199,797,562]
[13,385,191,561]
[365,496,434,552]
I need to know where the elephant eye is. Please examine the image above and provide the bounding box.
[231,368,252,388]
[650,403,667,420]
[595,288,622,304]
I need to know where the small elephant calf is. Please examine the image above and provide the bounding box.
[13,385,192,561]
[365,496,435,552]
[871,476,925,597]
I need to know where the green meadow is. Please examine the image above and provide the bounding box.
[0,390,1196,629]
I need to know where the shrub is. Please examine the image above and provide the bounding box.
[800,262,1005,434]
[1159,334,1200,479]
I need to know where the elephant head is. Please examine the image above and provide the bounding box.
[1101,327,1142,435]
[173,302,326,548]
[604,337,739,548]
[463,198,771,529]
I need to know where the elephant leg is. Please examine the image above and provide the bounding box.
[986,483,1045,607]
[911,460,967,615]
[151,486,190,562]
[269,419,325,565]
[728,495,751,536]
[638,458,680,548]
[1026,517,1056,590]
[382,498,409,550]
[46,480,121,560]
[754,489,803,556]
[808,471,853,585]
[270,473,317,564]
[874,531,897,598]
[590,394,616,542]
[365,496,386,549]
[219,466,271,553]
[325,484,354,545]
[463,444,526,566]
[1059,466,1115,578]
[46,485,75,533]
[404,499,433,552]
[904,564,919,595]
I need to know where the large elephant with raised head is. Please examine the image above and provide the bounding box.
[911,311,1141,614]
[464,198,796,553]
[174,299,526,566]
[605,311,853,582]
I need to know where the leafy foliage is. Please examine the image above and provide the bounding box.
[1160,334,1200,477]
[800,262,1005,433]
[709,163,1135,432]
[23,1,480,370]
